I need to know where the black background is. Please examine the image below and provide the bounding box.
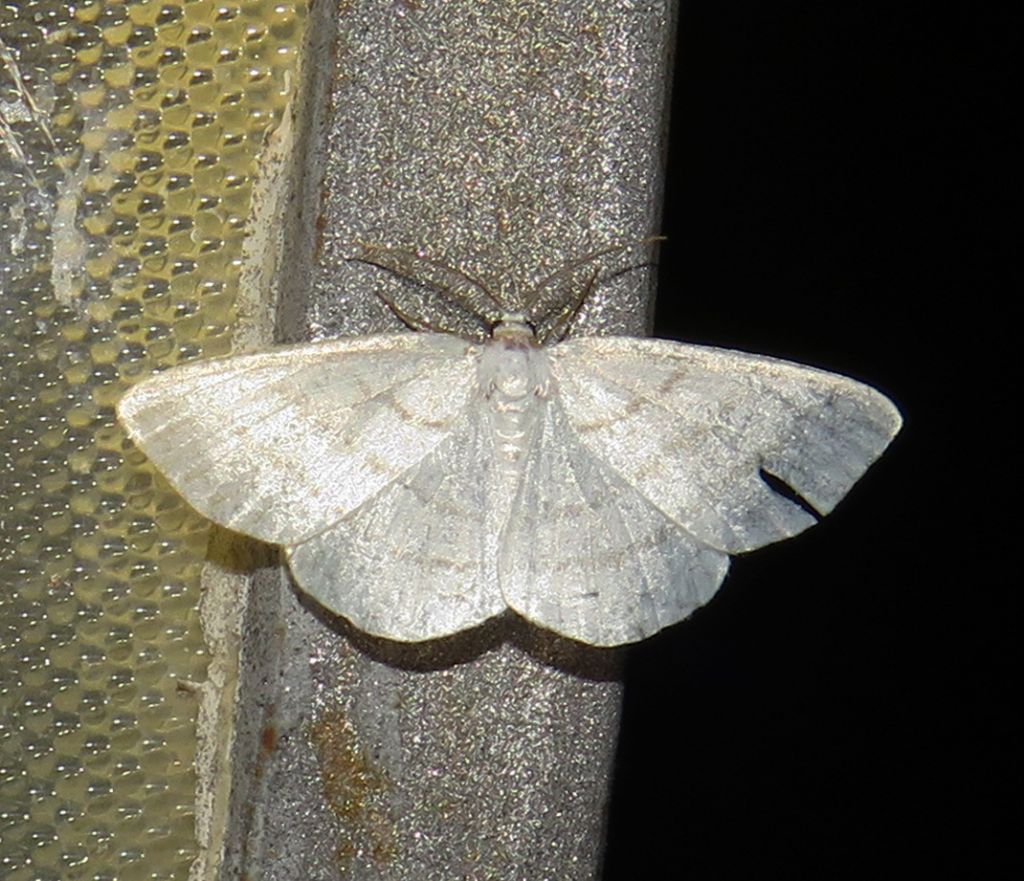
[604,3,1012,878]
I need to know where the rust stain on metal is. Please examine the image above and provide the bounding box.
[260,723,279,756]
[314,207,328,259]
[310,707,397,867]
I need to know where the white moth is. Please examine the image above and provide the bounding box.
[117,245,901,646]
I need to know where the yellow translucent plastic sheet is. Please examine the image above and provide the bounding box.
[0,3,306,878]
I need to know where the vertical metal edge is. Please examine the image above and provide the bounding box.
[191,6,335,876]
[274,0,341,347]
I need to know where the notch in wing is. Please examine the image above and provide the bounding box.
[117,333,478,545]
[551,337,902,554]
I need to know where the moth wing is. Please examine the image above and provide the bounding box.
[550,337,901,554]
[286,405,506,642]
[117,333,478,545]
[499,399,729,646]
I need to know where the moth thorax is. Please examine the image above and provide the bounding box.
[479,332,549,406]
[480,339,548,472]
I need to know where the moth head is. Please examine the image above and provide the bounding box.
[490,312,537,345]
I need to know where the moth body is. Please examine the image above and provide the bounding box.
[477,316,553,535]
[479,316,549,452]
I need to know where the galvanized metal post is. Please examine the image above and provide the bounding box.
[220,2,676,878]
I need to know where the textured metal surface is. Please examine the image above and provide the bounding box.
[281,0,672,345]
[224,1,676,879]
[0,3,305,880]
